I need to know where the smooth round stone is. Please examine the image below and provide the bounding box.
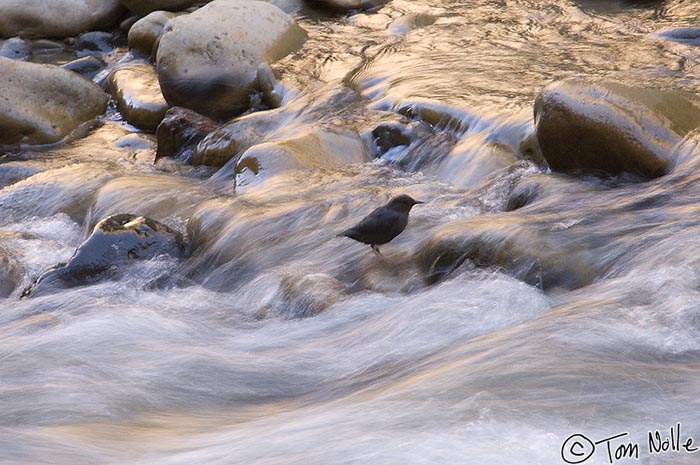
[156,0,307,119]
[534,79,700,178]
[0,37,29,59]
[0,57,108,147]
[128,10,181,55]
[0,0,123,39]
[108,64,169,131]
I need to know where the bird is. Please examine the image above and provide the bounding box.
[339,194,423,255]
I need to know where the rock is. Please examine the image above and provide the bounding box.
[155,106,218,162]
[257,271,345,319]
[192,108,288,167]
[156,0,307,119]
[108,64,169,131]
[0,37,29,60]
[127,10,181,56]
[120,0,211,16]
[61,56,106,79]
[0,57,108,147]
[653,27,700,46]
[22,214,186,298]
[0,163,42,189]
[416,215,599,291]
[372,122,411,155]
[534,80,700,178]
[0,246,21,298]
[233,128,368,188]
[75,31,120,57]
[90,175,208,226]
[305,0,389,10]
[435,138,519,189]
[0,163,116,224]
[0,0,124,39]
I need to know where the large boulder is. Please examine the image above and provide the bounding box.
[0,0,124,39]
[0,57,108,147]
[534,80,700,178]
[156,0,307,119]
[22,214,186,298]
[108,64,169,131]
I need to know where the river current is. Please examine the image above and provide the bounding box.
[1,0,700,464]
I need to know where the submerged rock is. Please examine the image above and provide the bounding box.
[0,246,21,298]
[155,106,218,162]
[0,57,108,147]
[127,10,181,56]
[234,128,368,187]
[156,0,307,119]
[0,0,124,39]
[534,80,700,178]
[61,56,106,79]
[108,64,169,131]
[22,214,186,298]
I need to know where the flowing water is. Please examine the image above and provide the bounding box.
[2,0,700,464]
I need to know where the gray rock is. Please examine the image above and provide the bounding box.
[22,214,186,298]
[0,0,124,39]
[156,0,307,119]
[127,10,181,55]
[61,56,106,79]
[0,37,30,60]
[0,57,108,147]
[534,80,700,178]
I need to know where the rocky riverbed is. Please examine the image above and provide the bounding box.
[1,0,700,464]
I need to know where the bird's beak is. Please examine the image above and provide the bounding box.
[414,200,424,204]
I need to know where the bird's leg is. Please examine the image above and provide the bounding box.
[371,244,382,256]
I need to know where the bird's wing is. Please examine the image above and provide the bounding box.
[343,207,404,244]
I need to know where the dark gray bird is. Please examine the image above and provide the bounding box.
[339,194,423,255]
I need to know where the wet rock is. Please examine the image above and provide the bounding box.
[416,215,598,291]
[75,31,120,57]
[0,57,108,147]
[108,64,169,131]
[257,271,345,319]
[192,108,287,167]
[0,163,42,189]
[127,10,180,55]
[534,80,700,178]
[0,37,29,60]
[90,175,208,226]
[372,122,411,155]
[435,138,519,189]
[234,128,368,187]
[653,27,700,46]
[257,63,285,108]
[120,0,211,16]
[155,106,218,162]
[0,163,116,224]
[0,0,124,39]
[0,246,21,298]
[61,56,106,79]
[156,0,307,119]
[305,0,389,10]
[22,214,186,298]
